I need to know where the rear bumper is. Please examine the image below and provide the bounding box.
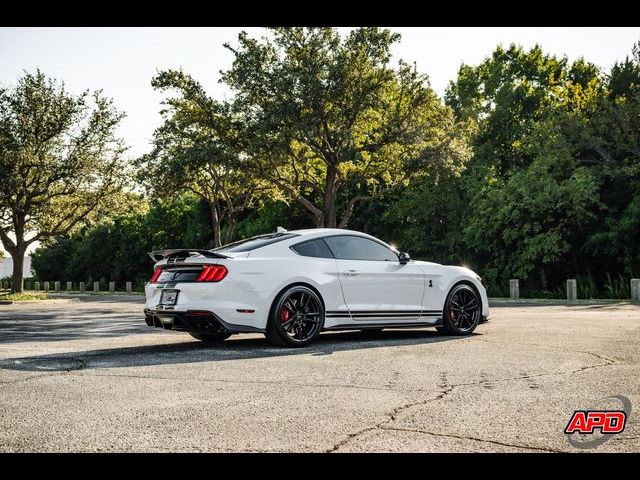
[144,308,264,334]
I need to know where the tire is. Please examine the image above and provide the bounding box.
[265,285,324,347]
[189,332,232,342]
[439,283,481,336]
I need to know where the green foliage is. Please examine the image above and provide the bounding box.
[31,193,213,286]
[0,291,48,301]
[222,27,471,227]
[0,70,129,292]
[30,38,640,299]
[139,70,271,247]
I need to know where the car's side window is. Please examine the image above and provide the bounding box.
[324,236,398,262]
[290,239,334,258]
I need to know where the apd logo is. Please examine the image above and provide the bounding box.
[564,395,631,449]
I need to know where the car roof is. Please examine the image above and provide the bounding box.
[288,228,367,237]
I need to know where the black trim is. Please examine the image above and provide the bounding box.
[143,309,264,334]
[149,249,228,262]
[214,232,300,253]
[326,309,441,318]
[325,321,439,331]
[333,314,423,318]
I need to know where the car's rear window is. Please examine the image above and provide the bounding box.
[213,233,299,253]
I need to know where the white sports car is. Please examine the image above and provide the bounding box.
[144,228,489,347]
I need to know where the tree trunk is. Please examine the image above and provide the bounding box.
[224,216,236,245]
[323,163,338,228]
[11,245,25,293]
[210,202,222,248]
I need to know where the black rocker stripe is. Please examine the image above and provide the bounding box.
[326,310,441,318]
[326,321,439,331]
[326,310,439,314]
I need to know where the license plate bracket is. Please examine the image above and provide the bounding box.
[160,289,179,306]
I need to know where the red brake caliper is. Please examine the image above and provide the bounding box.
[450,299,457,321]
[280,308,290,323]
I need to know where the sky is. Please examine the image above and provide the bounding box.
[1,26,639,256]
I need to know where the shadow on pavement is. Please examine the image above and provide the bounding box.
[0,329,476,372]
[0,311,148,343]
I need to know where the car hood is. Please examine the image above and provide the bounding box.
[409,260,442,266]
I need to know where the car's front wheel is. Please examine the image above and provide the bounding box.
[438,283,481,335]
[265,285,324,347]
[189,332,232,342]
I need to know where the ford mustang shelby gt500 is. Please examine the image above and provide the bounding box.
[144,228,489,347]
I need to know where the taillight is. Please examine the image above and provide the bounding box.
[150,267,163,283]
[196,264,228,282]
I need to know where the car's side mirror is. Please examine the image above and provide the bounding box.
[398,252,411,264]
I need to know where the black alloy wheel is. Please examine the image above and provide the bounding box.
[439,283,481,335]
[265,286,324,347]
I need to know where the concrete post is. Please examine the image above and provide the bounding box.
[79,282,85,292]
[109,281,115,293]
[126,282,132,294]
[35,281,40,291]
[567,279,577,301]
[509,279,520,300]
[54,281,60,291]
[631,279,640,301]
[67,281,72,291]
[44,281,49,292]
[94,282,99,293]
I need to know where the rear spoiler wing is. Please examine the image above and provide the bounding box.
[148,249,229,263]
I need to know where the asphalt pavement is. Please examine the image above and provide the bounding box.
[0,296,638,452]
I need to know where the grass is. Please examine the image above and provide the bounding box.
[0,291,49,302]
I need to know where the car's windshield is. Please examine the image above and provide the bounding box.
[213,233,299,253]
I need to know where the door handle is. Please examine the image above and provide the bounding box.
[343,269,360,276]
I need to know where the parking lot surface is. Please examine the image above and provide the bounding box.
[1,296,638,452]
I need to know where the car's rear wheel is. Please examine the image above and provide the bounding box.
[189,332,232,342]
[439,283,481,335]
[265,285,324,347]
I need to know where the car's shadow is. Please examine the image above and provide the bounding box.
[0,329,478,372]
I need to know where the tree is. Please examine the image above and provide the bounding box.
[446,44,603,175]
[583,42,640,276]
[140,70,269,247]
[31,193,216,287]
[0,71,128,292]
[222,27,470,228]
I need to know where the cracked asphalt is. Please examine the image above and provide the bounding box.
[0,296,639,452]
